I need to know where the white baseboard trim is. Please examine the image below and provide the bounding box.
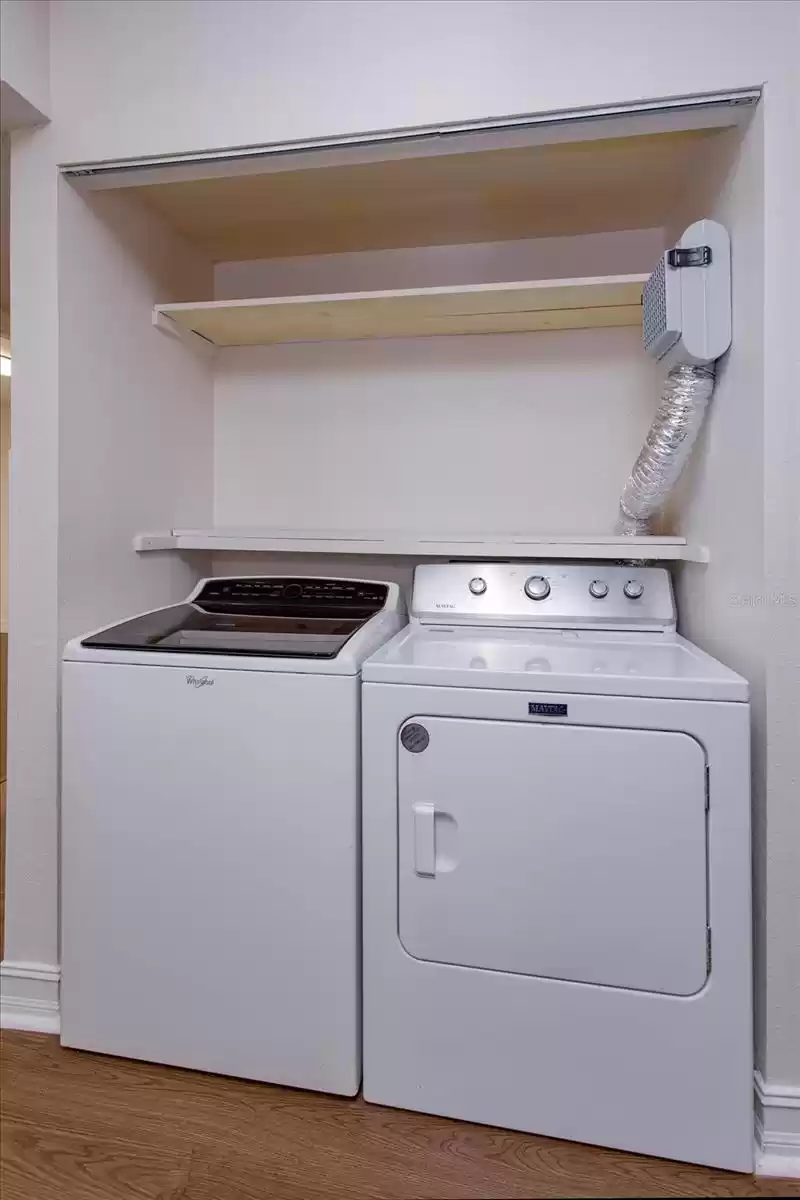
[0,960,61,1034]
[755,1070,800,1178]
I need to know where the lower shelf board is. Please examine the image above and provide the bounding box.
[153,275,648,347]
[132,530,710,563]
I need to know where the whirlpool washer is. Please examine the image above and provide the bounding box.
[361,562,751,1170]
[61,575,405,1094]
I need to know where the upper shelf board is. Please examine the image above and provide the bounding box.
[133,530,709,563]
[130,128,730,260]
[155,274,647,347]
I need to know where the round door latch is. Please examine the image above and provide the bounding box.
[400,723,430,753]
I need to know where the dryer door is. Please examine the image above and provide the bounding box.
[398,717,708,995]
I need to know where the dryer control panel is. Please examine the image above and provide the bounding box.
[412,563,676,632]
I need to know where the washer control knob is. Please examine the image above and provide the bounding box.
[468,576,487,595]
[589,579,609,599]
[623,579,644,600]
[524,575,551,601]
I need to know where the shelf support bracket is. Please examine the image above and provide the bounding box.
[152,309,217,357]
[132,533,179,552]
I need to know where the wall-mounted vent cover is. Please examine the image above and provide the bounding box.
[642,219,731,369]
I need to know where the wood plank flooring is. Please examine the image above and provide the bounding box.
[2,1032,798,1200]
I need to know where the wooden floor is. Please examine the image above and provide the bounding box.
[1,1032,797,1200]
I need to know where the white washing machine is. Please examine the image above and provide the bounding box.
[61,574,405,1095]
[361,562,752,1171]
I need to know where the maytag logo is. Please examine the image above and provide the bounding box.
[434,602,456,609]
[528,701,567,717]
[186,674,214,689]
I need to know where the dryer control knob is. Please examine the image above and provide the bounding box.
[468,576,487,595]
[589,579,609,599]
[623,579,644,599]
[524,575,551,601]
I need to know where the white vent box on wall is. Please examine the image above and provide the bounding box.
[643,219,731,369]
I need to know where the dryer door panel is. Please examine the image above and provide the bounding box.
[398,717,708,995]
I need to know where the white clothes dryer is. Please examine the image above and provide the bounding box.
[361,562,752,1170]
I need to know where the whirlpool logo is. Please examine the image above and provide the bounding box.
[185,674,214,689]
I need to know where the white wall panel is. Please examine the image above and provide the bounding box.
[214,231,665,301]
[670,107,768,1066]
[57,184,214,646]
[4,128,60,968]
[213,329,658,536]
[760,65,800,1092]
[49,0,776,164]
[0,0,50,125]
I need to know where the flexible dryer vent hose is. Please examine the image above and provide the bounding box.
[616,363,716,536]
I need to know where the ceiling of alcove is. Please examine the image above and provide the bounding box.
[130,128,727,263]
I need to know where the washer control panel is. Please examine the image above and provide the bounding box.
[411,563,675,631]
[193,576,389,615]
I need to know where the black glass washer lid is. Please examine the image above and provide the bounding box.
[81,577,389,659]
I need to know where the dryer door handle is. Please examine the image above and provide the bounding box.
[412,803,436,876]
